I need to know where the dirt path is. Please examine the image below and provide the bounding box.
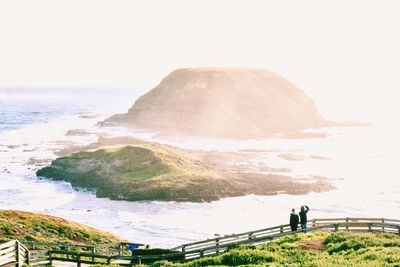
[299,239,325,252]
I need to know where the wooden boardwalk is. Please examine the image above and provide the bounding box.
[1,217,399,266]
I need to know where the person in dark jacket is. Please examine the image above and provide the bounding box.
[289,208,299,231]
[299,205,310,230]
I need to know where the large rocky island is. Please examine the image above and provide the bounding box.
[104,68,332,138]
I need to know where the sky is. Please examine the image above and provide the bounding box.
[1,0,399,122]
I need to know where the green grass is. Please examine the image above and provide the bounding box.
[144,232,400,267]
[125,166,170,180]
[0,210,123,244]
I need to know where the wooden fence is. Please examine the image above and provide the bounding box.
[0,240,29,267]
[171,217,400,260]
[1,217,399,266]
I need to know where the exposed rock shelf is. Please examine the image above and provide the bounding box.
[37,142,334,202]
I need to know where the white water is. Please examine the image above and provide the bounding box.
[0,89,399,248]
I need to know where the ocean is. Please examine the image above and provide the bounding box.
[0,88,399,248]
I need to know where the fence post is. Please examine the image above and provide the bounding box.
[368,223,372,232]
[216,238,220,253]
[26,247,30,266]
[92,247,96,262]
[15,241,20,267]
[248,232,253,240]
[200,249,204,258]
[334,224,338,232]
[119,243,123,256]
[182,245,186,260]
[138,256,142,265]
[129,249,135,266]
[280,226,283,233]
[77,253,81,267]
[312,219,316,227]
[49,251,53,266]
[382,218,385,232]
[345,218,349,230]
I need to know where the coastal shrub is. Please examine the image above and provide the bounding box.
[273,233,304,245]
[150,261,175,267]
[324,232,390,254]
[323,232,347,245]
[364,253,378,261]
[385,255,400,264]
[383,241,400,247]
[0,222,14,236]
[24,234,36,241]
[176,256,223,267]
[220,249,277,265]
[326,240,364,254]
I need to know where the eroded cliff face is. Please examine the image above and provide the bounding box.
[105,68,331,138]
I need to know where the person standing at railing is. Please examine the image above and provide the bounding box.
[299,205,310,230]
[290,208,300,231]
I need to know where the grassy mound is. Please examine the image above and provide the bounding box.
[152,232,400,266]
[0,210,123,244]
[37,144,239,202]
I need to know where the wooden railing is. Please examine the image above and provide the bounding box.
[0,240,29,267]
[1,217,399,266]
[22,241,148,256]
[171,217,400,260]
[20,241,152,266]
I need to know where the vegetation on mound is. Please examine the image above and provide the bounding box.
[148,232,400,267]
[0,210,123,244]
[37,145,240,202]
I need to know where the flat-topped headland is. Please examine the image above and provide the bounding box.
[103,68,334,138]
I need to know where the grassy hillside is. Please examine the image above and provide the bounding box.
[37,144,240,202]
[150,232,400,267]
[0,210,123,244]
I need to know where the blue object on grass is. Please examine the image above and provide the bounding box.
[128,243,141,251]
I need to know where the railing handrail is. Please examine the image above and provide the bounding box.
[171,217,400,251]
[21,241,96,249]
[311,217,400,223]
[171,223,293,250]
[20,240,148,251]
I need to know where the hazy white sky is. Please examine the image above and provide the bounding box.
[1,0,399,122]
